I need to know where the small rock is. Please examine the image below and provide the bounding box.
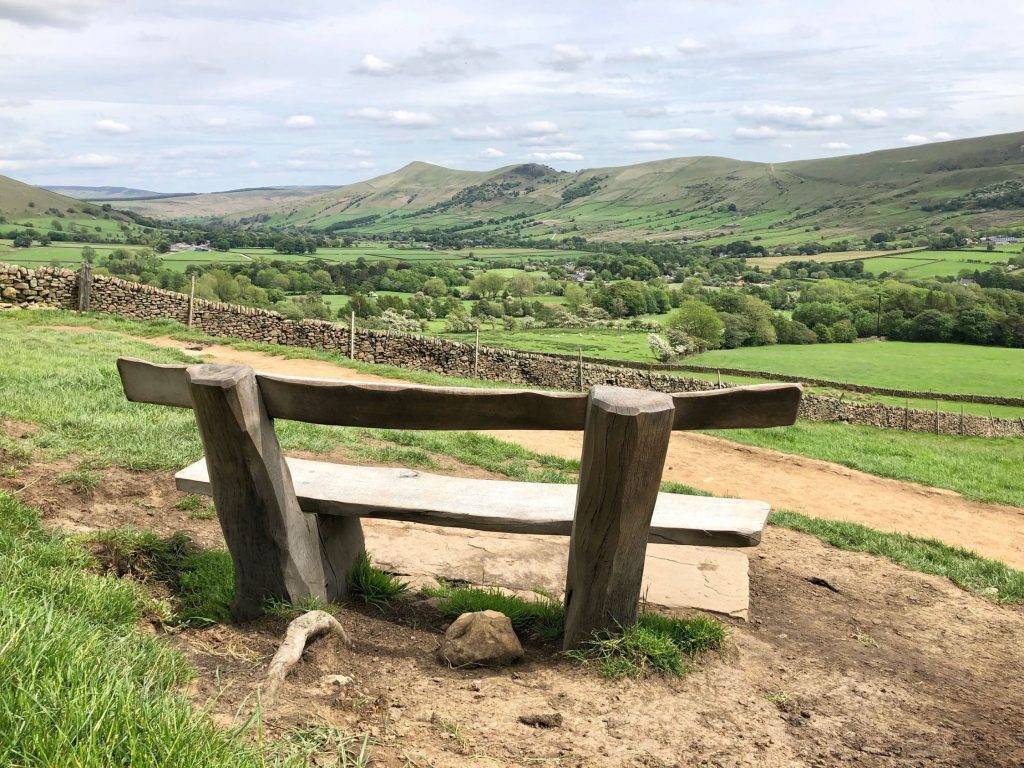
[519,712,563,728]
[321,674,353,694]
[437,610,523,668]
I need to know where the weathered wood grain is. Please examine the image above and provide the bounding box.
[563,386,676,649]
[175,457,769,547]
[186,363,329,619]
[117,357,801,431]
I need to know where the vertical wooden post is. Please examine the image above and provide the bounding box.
[349,311,356,359]
[717,369,722,387]
[187,274,196,328]
[185,364,331,619]
[577,347,584,392]
[563,386,675,650]
[77,261,92,312]
[474,326,480,377]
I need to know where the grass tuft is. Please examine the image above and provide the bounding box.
[346,551,408,609]
[425,580,565,641]
[90,529,235,625]
[566,612,728,679]
[55,467,101,496]
[770,510,1024,603]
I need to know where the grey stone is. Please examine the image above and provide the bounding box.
[437,610,523,668]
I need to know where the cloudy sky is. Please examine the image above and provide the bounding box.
[1,0,1022,192]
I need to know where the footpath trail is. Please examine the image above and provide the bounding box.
[141,336,1024,569]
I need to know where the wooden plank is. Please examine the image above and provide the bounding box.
[671,382,802,429]
[256,374,588,431]
[118,358,193,408]
[185,364,333,619]
[563,386,675,649]
[176,457,769,548]
[117,357,802,431]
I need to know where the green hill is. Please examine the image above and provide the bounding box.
[42,131,1024,245]
[0,174,93,219]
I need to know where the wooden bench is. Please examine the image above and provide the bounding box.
[117,357,801,648]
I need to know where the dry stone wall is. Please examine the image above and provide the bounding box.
[2,261,1021,438]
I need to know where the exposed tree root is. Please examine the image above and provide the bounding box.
[264,610,352,706]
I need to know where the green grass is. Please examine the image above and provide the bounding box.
[90,529,235,625]
[566,613,727,678]
[771,510,1024,602]
[0,491,272,766]
[424,579,726,677]
[425,581,565,641]
[345,552,408,608]
[443,326,658,362]
[56,467,101,495]
[688,340,1024,399]
[713,420,1024,508]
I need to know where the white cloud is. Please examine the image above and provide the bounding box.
[352,53,394,76]
[737,104,843,129]
[628,142,673,152]
[609,46,663,62]
[677,37,707,54]
[284,115,316,129]
[0,0,101,28]
[624,106,670,118]
[531,150,583,161]
[734,125,778,140]
[349,148,373,157]
[479,147,505,158]
[354,159,375,169]
[626,127,712,142]
[902,131,954,145]
[519,120,560,137]
[548,44,590,71]
[823,141,851,150]
[70,152,121,167]
[351,107,437,128]
[206,117,228,127]
[452,125,507,141]
[850,107,889,127]
[94,119,131,135]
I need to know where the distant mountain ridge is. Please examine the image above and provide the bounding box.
[15,130,1024,245]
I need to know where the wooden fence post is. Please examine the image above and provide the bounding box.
[187,274,196,328]
[563,386,675,649]
[578,347,584,392]
[349,311,356,360]
[474,326,480,377]
[77,261,92,312]
[186,363,340,619]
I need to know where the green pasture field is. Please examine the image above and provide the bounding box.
[687,340,1024,399]
[860,249,1012,277]
[443,327,656,362]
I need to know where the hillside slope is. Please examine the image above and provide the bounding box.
[0,174,94,218]
[108,131,1024,244]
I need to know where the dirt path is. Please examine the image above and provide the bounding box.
[138,336,1024,569]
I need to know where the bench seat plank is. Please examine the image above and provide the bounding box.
[176,457,768,548]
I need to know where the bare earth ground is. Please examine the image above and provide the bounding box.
[5,332,1024,765]
[4,447,1023,767]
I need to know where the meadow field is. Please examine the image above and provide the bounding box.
[687,340,1024,398]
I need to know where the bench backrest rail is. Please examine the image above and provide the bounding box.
[118,357,801,432]
[117,357,800,647]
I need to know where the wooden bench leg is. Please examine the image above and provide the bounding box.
[316,515,366,602]
[563,385,675,650]
[186,364,328,620]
